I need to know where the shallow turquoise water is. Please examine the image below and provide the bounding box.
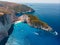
[6,4,60,45]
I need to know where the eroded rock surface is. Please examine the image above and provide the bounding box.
[0,1,35,43]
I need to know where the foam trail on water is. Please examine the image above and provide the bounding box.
[53,31,58,36]
[50,30,58,36]
[33,32,39,35]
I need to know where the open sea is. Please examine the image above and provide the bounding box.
[6,3,60,45]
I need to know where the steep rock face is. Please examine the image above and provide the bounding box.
[0,14,12,42]
[0,1,35,43]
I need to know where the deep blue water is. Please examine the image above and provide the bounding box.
[6,4,60,45]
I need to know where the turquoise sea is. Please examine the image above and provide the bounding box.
[6,4,60,45]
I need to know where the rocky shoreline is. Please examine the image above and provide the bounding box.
[0,1,58,45]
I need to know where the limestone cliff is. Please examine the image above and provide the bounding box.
[0,1,35,43]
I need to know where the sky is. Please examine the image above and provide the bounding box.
[0,0,60,3]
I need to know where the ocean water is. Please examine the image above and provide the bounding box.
[6,4,60,45]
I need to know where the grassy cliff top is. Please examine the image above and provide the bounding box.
[0,7,12,14]
[26,14,48,27]
[0,1,34,15]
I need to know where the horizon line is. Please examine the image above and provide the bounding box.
[0,1,60,4]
